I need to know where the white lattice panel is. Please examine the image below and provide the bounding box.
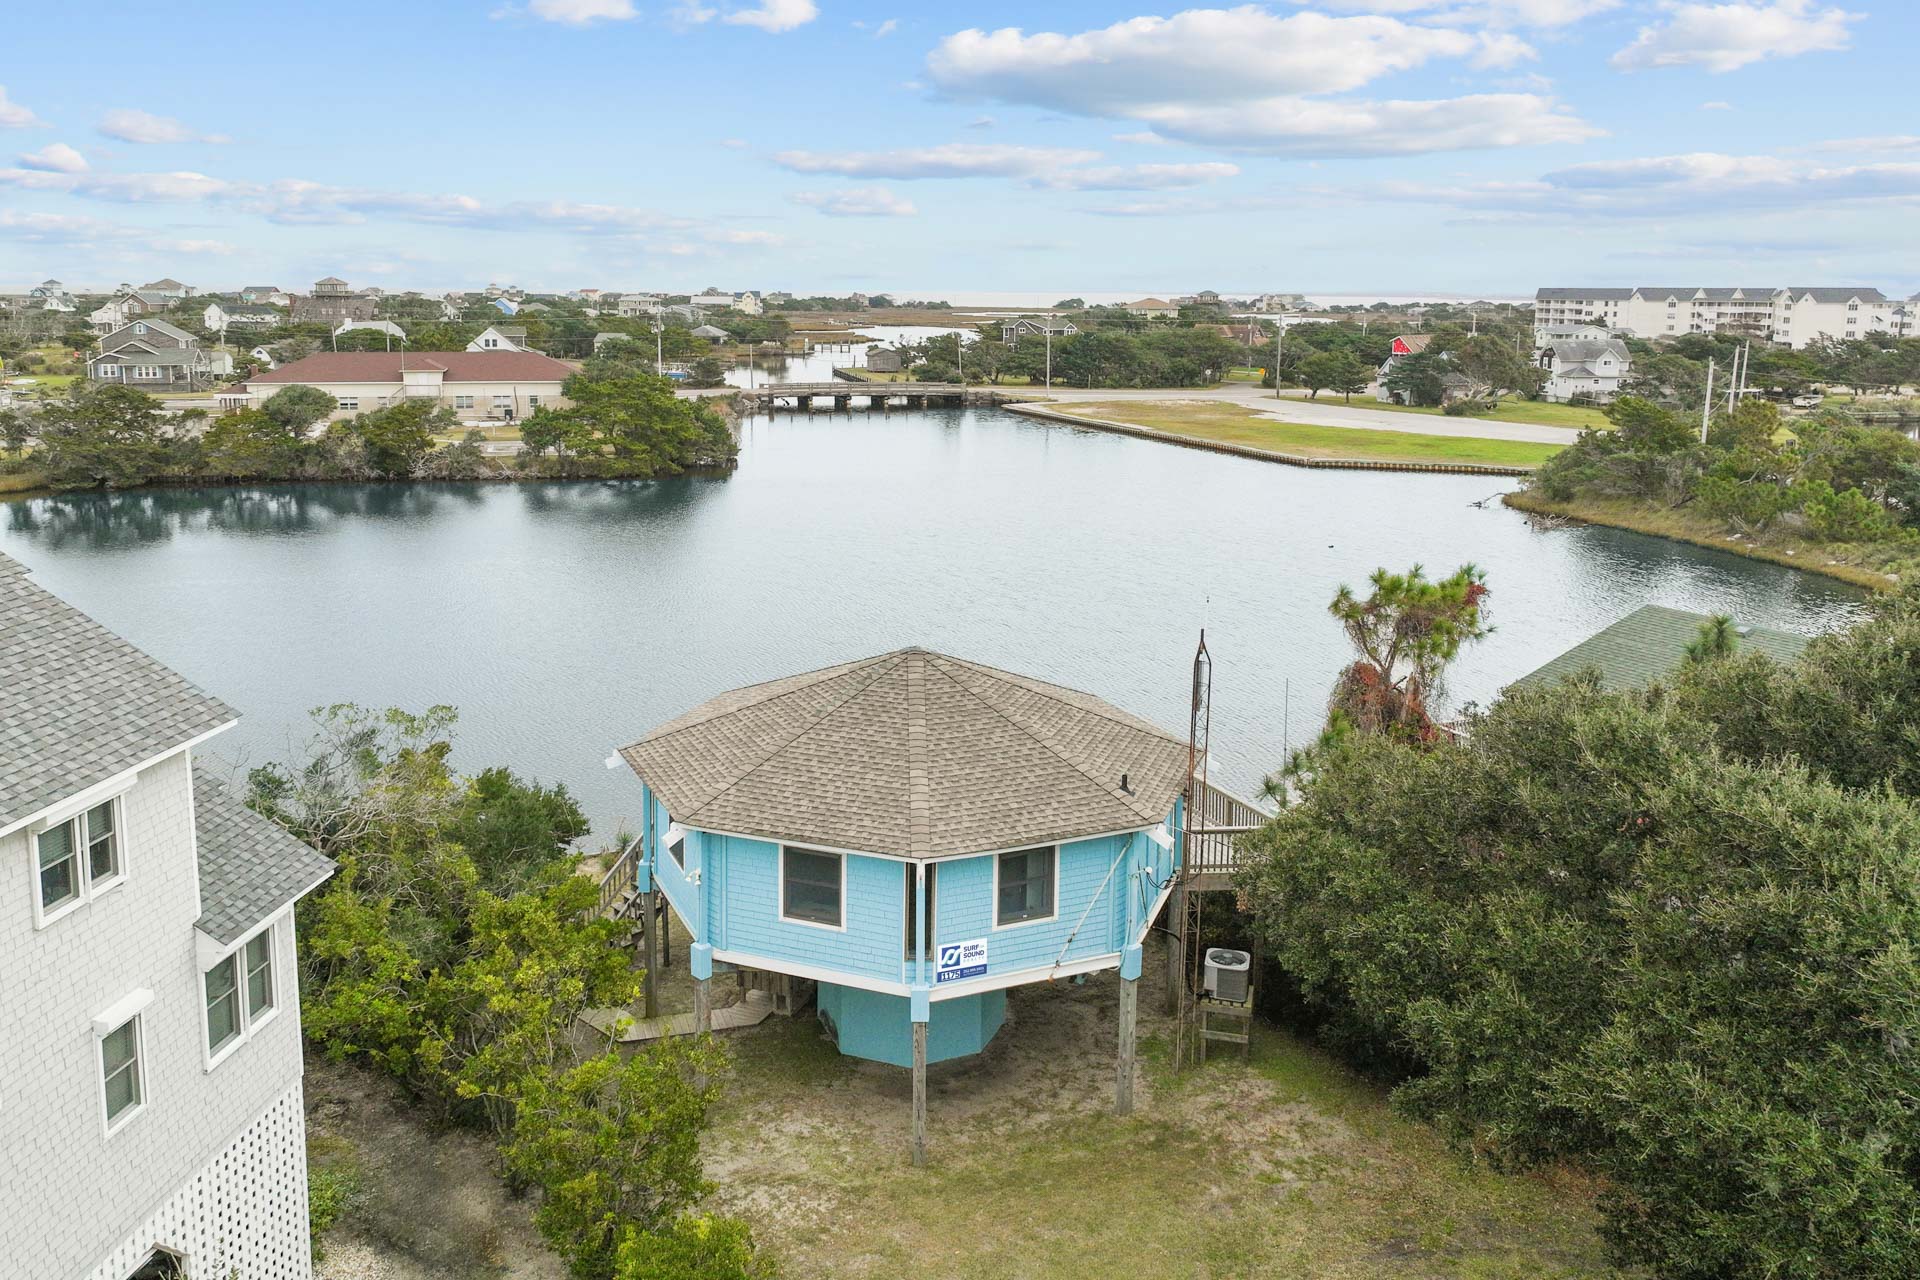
[89,1081,312,1280]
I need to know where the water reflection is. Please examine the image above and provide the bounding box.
[6,482,499,550]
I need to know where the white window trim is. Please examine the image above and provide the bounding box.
[202,919,281,1071]
[31,792,129,929]
[93,990,153,1139]
[778,844,847,932]
[992,845,1061,930]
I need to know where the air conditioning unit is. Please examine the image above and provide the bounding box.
[1203,947,1251,1003]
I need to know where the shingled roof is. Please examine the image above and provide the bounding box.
[0,553,235,832]
[1509,605,1810,693]
[193,764,336,945]
[620,648,1189,858]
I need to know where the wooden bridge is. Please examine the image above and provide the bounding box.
[733,381,1012,411]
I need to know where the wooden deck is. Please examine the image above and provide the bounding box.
[582,989,778,1045]
[1184,779,1270,890]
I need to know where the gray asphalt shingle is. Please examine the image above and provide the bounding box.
[621,648,1190,858]
[1510,604,1811,692]
[0,553,236,830]
[192,764,336,945]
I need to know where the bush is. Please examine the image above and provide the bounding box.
[1441,398,1496,416]
[1238,620,1920,1278]
[307,1158,361,1260]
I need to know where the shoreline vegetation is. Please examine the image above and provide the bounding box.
[1503,489,1894,590]
[1515,393,1920,593]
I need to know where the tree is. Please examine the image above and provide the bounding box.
[1320,564,1490,744]
[1382,350,1449,406]
[686,357,728,388]
[344,399,446,478]
[1683,613,1737,664]
[1298,350,1348,400]
[32,383,185,488]
[1453,335,1543,403]
[521,364,736,478]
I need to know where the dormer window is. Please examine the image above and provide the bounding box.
[133,323,147,333]
[35,798,126,925]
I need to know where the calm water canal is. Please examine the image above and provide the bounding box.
[1,407,1865,839]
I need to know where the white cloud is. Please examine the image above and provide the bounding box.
[18,143,87,173]
[97,109,230,145]
[1371,150,1920,220]
[871,18,900,38]
[1612,1,1859,73]
[1700,100,1733,110]
[1033,161,1240,191]
[720,137,751,148]
[925,8,1591,158]
[774,143,1102,179]
[929,10,1489,109]
[1113,131,1173,146]
[1135,93,1598,157]
[706,228,786,244]
[1813,136,1920,153]
[527,0,636,21]
[791,187,920,216]
[1297,0,1618,27]
[0,86,41,129]
[677,0,817,31]
[0,209,235,258]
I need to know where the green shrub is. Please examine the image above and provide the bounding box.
[307,1158,361,1260]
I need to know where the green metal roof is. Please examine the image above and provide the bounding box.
[1510,604,1811,692]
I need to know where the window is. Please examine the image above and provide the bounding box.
[996,847,1057,926]
[492,394,513,408]
[337,397,358,411]
[246,930,276,1017]
[781,847,843,928]
[131,366,162,380]
[98,363,121,377]
[903,863,937,958]
[668,833,686,868]
[100,1015,144,1129]
[527,395,541,408]
[35,798,124,922]
[204,925,277,1065]
[133,323,148,334]
[454,394,475,409]
[205,957,241,1054]
[130,1248,187,1280]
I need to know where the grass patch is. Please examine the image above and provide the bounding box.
[1504,489,1895,591]
[705,968,1614,1279]
[0,468,48,496]
[1356,398,1612,431]
[1054,400,1564,469]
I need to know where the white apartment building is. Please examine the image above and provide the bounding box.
[0,552,335,1279]
[1534,287,1897,349]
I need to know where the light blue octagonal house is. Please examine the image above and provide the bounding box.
[615,646,1188,1162]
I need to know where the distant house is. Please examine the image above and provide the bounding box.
[39,294,76,313]
[1536,337,1631,403]
[489,298,519,316]
[864,346,904,373]
[1251,292,1307,312]
[29,278,63,298]
[248,346,278,369]
[204,302,280,330]
[1375,333,1434,403]
[89,291,171,333]
[691,290,742,313]
[141,277,192,299]
[232,350,577,421]
[593,331,641,353]
[238,285,287,306]
[999,317,1077,344]
[1123,298,1178,319]
[1510,605,1809,693]
[290,277,377,325]
[89,318,218,389]
[334,319,408,343]
[617,294,663,318]
[468,324,536,353]
[690,324,730,346]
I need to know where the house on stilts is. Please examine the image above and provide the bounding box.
[599,645,1264,1163]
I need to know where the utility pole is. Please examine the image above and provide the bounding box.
[1045,325,1052,390]
[1701,356,1715,443]
[1272,318,1284,400]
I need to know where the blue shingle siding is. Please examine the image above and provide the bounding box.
[710,835,905,984]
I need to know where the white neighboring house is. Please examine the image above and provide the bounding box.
[249,346,279,370]
[90,292,172,334]
[617,295,663,318]
[1123,297,1180,319]
[232,350,576,421]
[1537,337,1632,403]
[333,319,407,343]
[467,325,537,353]
[690,290,758,314]
[204,303,281,330]
[0,552,335,1279]
[41,293,77,313]
[140,278,192,300]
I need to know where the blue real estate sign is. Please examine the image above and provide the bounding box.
[935,938,988,984]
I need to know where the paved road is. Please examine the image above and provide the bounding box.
[683,382,1584,447]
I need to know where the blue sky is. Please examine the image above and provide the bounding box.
[2,1,1914,298]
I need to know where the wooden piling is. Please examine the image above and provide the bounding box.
[1116,976,1138,1115]
[642,889,660,1020]
[1164,881,1187,1015]
[911,1021,928,1167]
[694,976,711,1035]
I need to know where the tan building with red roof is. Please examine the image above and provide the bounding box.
[224,350,577,422]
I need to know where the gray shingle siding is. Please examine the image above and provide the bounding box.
[0,553,235,829]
